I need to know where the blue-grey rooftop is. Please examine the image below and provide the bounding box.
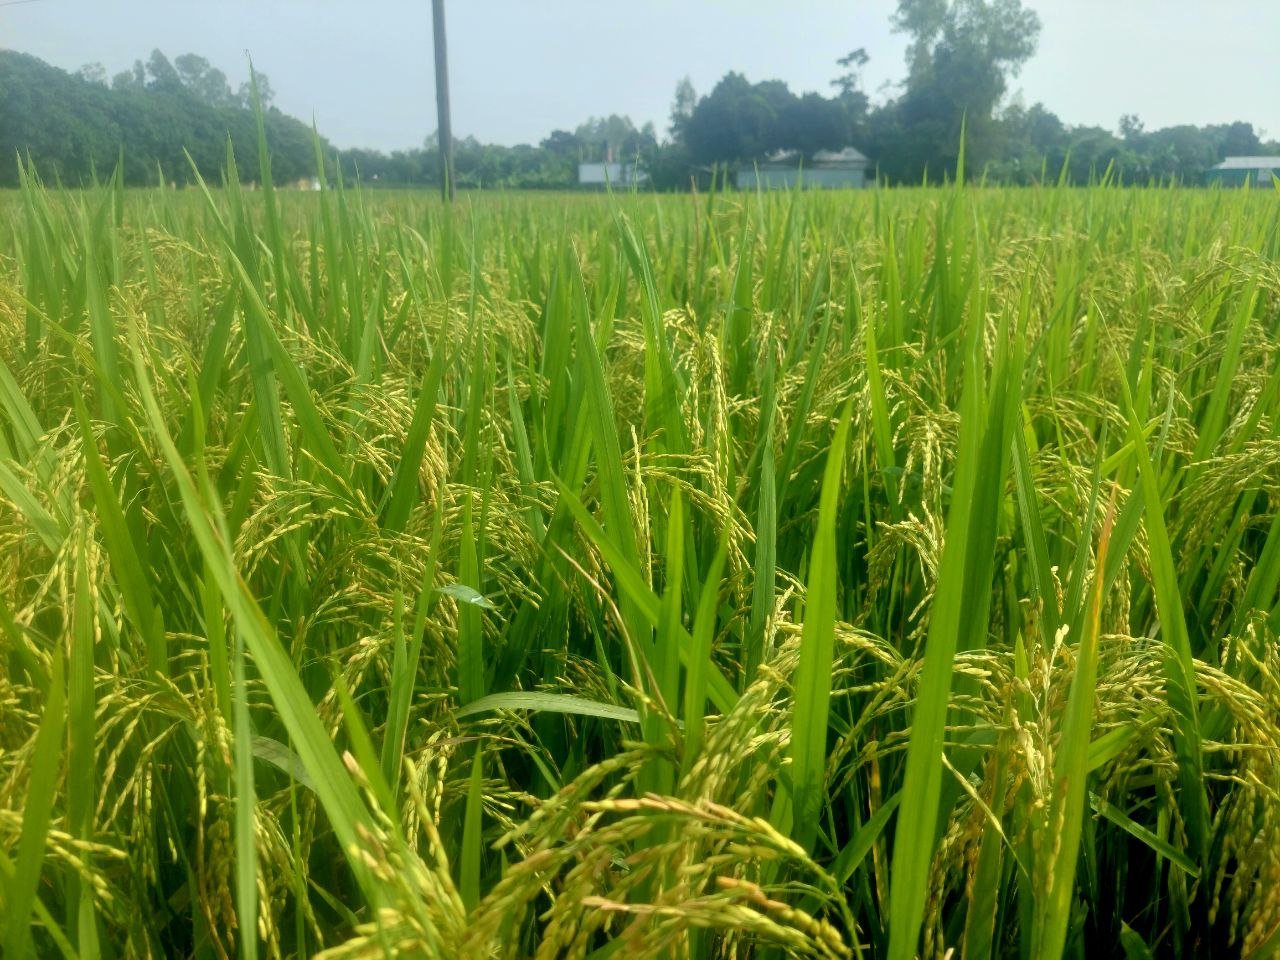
[1212,156,1280,170]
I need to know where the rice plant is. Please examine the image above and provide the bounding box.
[2,144,1280,958]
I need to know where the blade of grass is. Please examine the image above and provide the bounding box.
[1117,373,1209,862]
[73,395,167,679]
[1038,488,1118,960]
[381,494,446,790]
[887,304,1018,960]
[681,536,729,777]
[3,652,66,958]
[455,691,643,725]
[781,402,851,851]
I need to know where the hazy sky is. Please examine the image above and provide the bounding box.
[4,1,1278,152]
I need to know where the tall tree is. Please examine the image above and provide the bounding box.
[111,60,147,92]
[1119,113,1145,142]
[145,50,183,93]
[831,49,872,145]
[832,47,870,100]
[784,93,852,158]
[76,63,108,86]
[879,0,1041,180]
[669,76,697,142]
[682,73,849,166]
[1213,121,1262,156]
[683,73,775,165]
[236,73,274,109]
[174,54,234,107]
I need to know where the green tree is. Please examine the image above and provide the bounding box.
[145,50,183,93]
[174,54,234,107]
[0,50,322,187]
[111,60,146,92]
[784,92,852,158]
[684,73,774,164]
[237,73,275,109]
[832,47,869,101]
[76,62,108,86]
[682,72,853,168]
[573,114,653,162]
[1211,121,1263,157]
[669,76,697,142]
[877,0,1041,181]
[1119,113,1145,142]
[831,47,871,143]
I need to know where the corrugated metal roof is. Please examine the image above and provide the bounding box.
[1212,156,1280,170]
[813,147,869,164]
[760,146,869,166]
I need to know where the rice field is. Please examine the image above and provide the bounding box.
[2,153,1280,959]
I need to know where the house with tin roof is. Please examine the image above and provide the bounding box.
[1206,156,1280,187]
[737,147,871,190]
[577,161,648,188]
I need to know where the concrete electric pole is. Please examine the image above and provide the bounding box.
[431,0,455,201]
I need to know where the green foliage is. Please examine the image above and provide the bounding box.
[682,72,853,166]
[0,50,318,187]
[4,34,1277,192]
[875,0,1042,179]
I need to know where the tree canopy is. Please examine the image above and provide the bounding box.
[0,49,316,187]
[3,16,1277,192]
[872,0,1041,179]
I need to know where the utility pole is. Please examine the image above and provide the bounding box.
[431,0,454,201]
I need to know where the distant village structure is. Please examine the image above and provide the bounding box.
[1206,156,1280,187]
[577,161,649,188]
[576,146,874,191]
[736,147,871,190]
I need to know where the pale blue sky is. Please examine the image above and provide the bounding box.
[4,1,1277,151]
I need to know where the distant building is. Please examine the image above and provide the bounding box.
[578,161,649,188]
[1206,156,1280,187]
[737,147,871,190]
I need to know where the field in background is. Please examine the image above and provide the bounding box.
[2,170,1280,959]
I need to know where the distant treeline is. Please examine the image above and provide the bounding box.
[0,50,323,188]
[3,0,1278,190]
